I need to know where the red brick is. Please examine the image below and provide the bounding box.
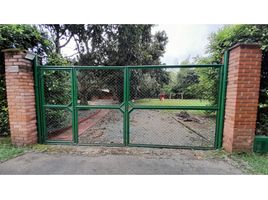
[223,44,261,153]
[3,50,37,146]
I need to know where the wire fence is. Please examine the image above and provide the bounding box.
[40,64,223,149]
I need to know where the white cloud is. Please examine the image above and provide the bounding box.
[153,24,223,64]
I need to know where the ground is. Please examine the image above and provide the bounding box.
[75,99,216,146]
[0,138,267,174]
[1,99,267,174]
[47,98,216,147]
[78,109,215,147]
[0,145,241,174]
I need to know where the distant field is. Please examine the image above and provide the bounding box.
[134,99,210,106]
[134,99,214,116]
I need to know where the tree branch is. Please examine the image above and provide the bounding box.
[59,32,74,49]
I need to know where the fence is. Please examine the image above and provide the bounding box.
[36,56,228,149]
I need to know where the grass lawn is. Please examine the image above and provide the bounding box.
[134,98,210,106]
[231,153,268,174]
[134,99,214,116]
[0,137,25,162]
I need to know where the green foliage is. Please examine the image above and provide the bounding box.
[0,73,9,136]
[66,25,169,101]
[189,56,220,106]
[171,57,218,104]
[207,24,268,135]
[0,137,25,161]
[46,52,71,66]
[0,24,52,136]
[232,153,268,174]
[44,54,72,135]
[0,24,52,60]
[208,25,268,62]
[256,108,268,136]
[171,68,200,99]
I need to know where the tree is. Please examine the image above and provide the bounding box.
[171,68,200,99]
[0,24,52,136]
[203,24,268,135]
[63,24,169,102]
[208,25,268,62]
[44,53,73,134]
[40,25,76,54]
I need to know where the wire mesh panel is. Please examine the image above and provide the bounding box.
[38,64,223,148]
[45,108,73,141]
[129,109,216,147]
[129,67,220,107]
[76,69,124,106]
[78,109,123,145]
[43,70,72,105]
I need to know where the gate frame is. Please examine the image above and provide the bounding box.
[34,51,229,150]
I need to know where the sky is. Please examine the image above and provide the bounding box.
[153,24,223,64]
[61,24,224,65]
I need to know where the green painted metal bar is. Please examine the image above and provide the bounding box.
[119,107,125,114]
[33,57,43,143]
[119,102,125,108]
[122,67,131,146]
[40,66,123,70]
[128,101,134,107]
[130,105,219,110]
[126,67,130,145]
[217,51,229,148]
[71,68,78,144]
[78,143,125,147]
[38,64,223,70]
[44,141,214,149]
[123,68,127,146]
[40,69,48,141]
[41,67,73,70]
[214,66,223,148]
[45,140,73,145]
[43,104,70,109]
[45,141,214,150]
[126,64,222,69]
[73,68,79,144]
[37,62,225,149]
[128,143,214,150]
[76,105,121,109]
[128,107,134,114]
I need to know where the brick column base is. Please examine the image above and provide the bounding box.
[223,44,262,152]
[3,49,37,146]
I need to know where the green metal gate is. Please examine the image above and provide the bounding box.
[34,51,228,149]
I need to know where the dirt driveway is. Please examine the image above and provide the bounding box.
[0,145,244,174]
[79,109,215,147]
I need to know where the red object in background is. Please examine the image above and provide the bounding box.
[159,94,165,101]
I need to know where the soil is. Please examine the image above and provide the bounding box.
[78,109,216,147]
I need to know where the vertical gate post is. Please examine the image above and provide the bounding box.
[2,49,38,146]
[123,67,130,146]
[223,43,262,152]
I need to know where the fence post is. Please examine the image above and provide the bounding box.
[2,49,38,146]
[223,43,262,152]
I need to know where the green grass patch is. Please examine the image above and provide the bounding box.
[232,153,268,174]
[134,99,210,106]
[0,137,25,162]
[134,99,215,116]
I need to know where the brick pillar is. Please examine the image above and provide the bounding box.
[223,43,262,152]
[3,49,37,146]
